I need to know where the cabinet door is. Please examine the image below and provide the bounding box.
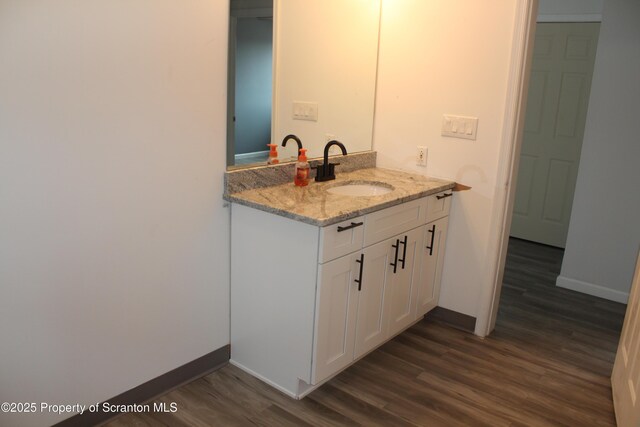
[416,216,449,317]
[354,239,394,359]
[386,226,425,336]
[312,253,360,384]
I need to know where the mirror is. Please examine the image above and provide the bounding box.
[227,0,381,169]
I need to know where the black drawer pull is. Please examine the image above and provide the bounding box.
[436,193,453,200]
[355,253,365,291]
[398,235,408,269]
[426,224,436,256]
[337,221,364,232]
[390,239,400,274]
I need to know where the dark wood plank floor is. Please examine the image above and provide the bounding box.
[107,238,627,426]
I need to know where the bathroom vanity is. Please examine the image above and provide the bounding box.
[227,166,454,398]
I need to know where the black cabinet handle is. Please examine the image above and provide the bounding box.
[398,235,408,269]
[426,224,436,256]
[390,239,400,274]
[355,254,364,291]
[436,193,453,200]
[337,221,364,232]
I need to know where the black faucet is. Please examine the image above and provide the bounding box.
[281,134,303,156]
[315,140,347,182]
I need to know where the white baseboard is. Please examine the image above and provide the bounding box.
[556,275,629,304]
[537,14,602,23]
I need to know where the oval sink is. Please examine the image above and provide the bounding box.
[326,182,394,197]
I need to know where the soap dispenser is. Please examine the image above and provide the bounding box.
[294,148,310,187]
[267,144,279,165]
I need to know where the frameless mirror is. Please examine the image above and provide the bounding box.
[227,0,381,169]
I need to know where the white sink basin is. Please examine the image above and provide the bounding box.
[326,182,394,197]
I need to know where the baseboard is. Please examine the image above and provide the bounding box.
[426,306,477,332]
[556,275,629,304]
[54,345,230,427]
[537,14,602,23]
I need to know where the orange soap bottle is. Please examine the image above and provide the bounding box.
[294,148,310,187]
[267,144,279,165]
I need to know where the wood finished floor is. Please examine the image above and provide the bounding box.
[107,238,627,426]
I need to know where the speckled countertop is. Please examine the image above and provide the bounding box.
[226,168,455,226]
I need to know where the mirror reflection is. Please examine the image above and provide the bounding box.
[227,0,381,169]
[227,0,274,167]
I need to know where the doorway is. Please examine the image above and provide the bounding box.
[490,19,613,368]
[476,14,606,337]
[510,22,600,248]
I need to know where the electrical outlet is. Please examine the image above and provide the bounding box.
[417,146,427,167]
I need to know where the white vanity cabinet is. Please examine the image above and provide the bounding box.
[385,225,425,337]
[416,190,452,316]
[311,252,361,384]
[416,216,449,316]
[313,223,425,384]
[230,191,451,399]
[352,235,399,359]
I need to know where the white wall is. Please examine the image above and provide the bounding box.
[556,0,640,303]
[0,2,230,426]
[537,0,603,22]
[374,0,521,317]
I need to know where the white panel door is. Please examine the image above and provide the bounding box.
[416,217,449,317]
[312,253,360,384]
[612,252,640,427]
[511,23,599,248]
[386,226,424,336]
[354,239,393,359]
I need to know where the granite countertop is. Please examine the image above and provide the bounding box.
[226,167,455,227]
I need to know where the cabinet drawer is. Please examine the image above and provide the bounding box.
[426,190,453,223]
[363,198,427,247]
[319,216,365,263]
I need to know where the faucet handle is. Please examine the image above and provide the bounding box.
[315,163,337,182]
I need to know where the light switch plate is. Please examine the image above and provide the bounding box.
[442,114,478,140]
[293,101,318,121]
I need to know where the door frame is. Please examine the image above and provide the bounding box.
[475,0,539,336]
